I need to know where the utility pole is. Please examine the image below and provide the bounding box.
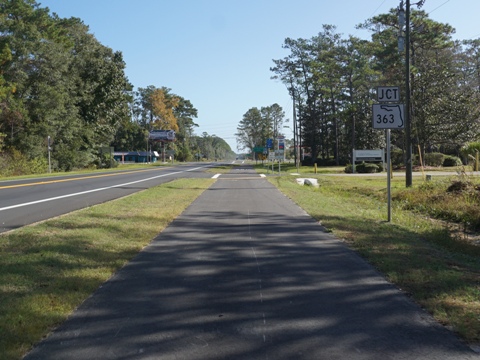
[292,88,298,172]
[405,0,412,187]
[47,136,51,173]
[400,0,425,187]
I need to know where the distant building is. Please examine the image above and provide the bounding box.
[113,151,160,163]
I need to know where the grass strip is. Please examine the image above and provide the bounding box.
[0,178,214,360]
[268,174,480,345]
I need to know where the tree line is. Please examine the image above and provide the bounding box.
[265,9,480,166]
[0,0,234,175]
[236,103,287,157]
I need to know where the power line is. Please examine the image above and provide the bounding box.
[368,0,388,19]
[427,0,451,15]
[351,0,389,37]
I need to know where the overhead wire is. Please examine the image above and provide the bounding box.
[425,0,480,40]
[351,0,389,38]
[427,0,451,15]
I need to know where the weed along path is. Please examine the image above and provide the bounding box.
[24,166,478,360]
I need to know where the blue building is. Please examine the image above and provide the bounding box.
[113,151,160,163]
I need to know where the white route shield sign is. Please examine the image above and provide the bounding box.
[372,104,405,129]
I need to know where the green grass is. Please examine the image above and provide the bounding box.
[268,173,480,344]
[0,178,214,360]
[2,165,480,358]
[204,163,239,173]
[0,162,176,182]
[258,161,346,174]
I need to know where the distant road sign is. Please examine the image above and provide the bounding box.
[377,86,400,102]
[354,149,384,162]
[275,149,284,160]
[149,130,176,141]
[372,104,405,129]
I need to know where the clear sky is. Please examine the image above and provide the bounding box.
[37,0,480,152]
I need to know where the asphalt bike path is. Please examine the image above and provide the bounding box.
[25,166,479,359]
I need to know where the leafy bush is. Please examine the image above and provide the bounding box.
[344,162,382,173]
[443,155,462,167]
[0,150,49,176]
[461,142,480,157]
[424,152,445,167]
[391,148,404,167]
[395,176,480,231]
[460,142,480,170]
[363,163,380,173]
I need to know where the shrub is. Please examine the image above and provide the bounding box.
[461,142,480,157]
[301,156,313,166]
[391,148,404,167]
[345,162,381,173]
[424,152,444,167]
[363,163,380,173]
[443,155,462,167]
[0,149,49,176]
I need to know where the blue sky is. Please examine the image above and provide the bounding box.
[38,0,480,151]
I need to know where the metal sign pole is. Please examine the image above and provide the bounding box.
[47,136,51,173]
[387,129,392,222]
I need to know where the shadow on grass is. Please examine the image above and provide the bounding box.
[0,209,177,360]
[22,206,478,359]
[313,213,480,339]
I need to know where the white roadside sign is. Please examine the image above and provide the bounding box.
[377,86,400,102]
[372,104,405,129]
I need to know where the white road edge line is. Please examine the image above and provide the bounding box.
[212,174,221,179]
[0,166,207,212]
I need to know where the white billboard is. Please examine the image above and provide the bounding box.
[149,130,176,141]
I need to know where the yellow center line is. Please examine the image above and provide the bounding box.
[0,168,166,190]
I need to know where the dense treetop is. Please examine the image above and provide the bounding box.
[265,9,480,165]
[0,0,234,174]
[237,8,480,165]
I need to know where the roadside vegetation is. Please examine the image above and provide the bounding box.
[0,162,177,181]
[262,163,480,344]
[204,163,237,174]
[0,178,214,360]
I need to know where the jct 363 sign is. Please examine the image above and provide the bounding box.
[372,104,405,129]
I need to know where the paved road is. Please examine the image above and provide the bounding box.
[24,166,479,359]
[0,163,212,233]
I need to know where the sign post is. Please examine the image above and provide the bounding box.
[374,86,404,222]
[47,136,51,173]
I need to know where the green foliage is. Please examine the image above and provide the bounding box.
[391,148,404,167]
[424,152,445,167]
[0,178,214,360]
[236,104,286,154]
[271,10,480,167]
[0,1,132,173]
[443,155,462,167]
[395,176,480,232]
[192,132,235,161]
[344,162,382,173]
[0,149,48,176]
[461,142,480,157]
[130,87,202,161]
[271,175,480,343]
